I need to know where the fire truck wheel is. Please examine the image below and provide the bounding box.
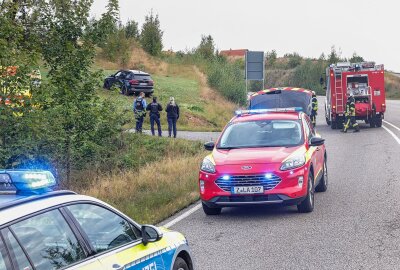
[369,119,376,128]
[375,118,382,127]
[331,120,337,129]
[326,117,331,125]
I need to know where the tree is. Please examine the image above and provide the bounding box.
[349,52,364,63]
[266,50,277,67]
[140,11,163,56]
[196,35,215,59]
[284,52,302,68]
[125,19,139,39]
[328,46,340,64]
[0,0,126,183]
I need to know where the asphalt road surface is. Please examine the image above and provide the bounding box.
[162,97,400,270]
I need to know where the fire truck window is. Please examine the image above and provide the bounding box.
[347,76,369,96]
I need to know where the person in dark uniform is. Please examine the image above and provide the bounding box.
[133,92,147,133]
[165,97,180,138]
[310,91,318,127]
[146,96,163,136]
[342,95,360,133]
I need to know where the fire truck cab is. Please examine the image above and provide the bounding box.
[323,62,386,129]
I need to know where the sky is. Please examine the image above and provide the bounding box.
[91,0,400,71]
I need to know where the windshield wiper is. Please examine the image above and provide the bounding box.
[216,146,240,150]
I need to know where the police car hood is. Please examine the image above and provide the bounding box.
[212,146,303,165]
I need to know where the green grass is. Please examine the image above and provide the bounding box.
[69,133,204,224]
[97,69,234,131]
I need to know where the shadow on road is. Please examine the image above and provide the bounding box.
[213,205,301,220]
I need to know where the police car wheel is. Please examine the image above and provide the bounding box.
[202,202,222,215]
[173,257,189,270]
[315,159,328,192]
[297,173,314,213]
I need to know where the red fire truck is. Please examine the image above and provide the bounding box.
[322,62,386,129]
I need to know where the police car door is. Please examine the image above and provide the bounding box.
[65,203,165,270]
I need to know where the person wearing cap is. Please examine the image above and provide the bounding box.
[310,91,318,127]
[342,94,360,133]
[146,96,163,136]
[165,97,180,138]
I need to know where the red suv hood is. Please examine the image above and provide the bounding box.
[212,146,303,165]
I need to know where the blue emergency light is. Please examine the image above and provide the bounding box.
[0,170,57,195]
[235,107,303,116]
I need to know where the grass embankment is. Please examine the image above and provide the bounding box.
[385,73,400,99]
[67,46,234,224]
[95,47,236,132]
[69,134,204,224]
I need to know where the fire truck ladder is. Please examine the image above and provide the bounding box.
[334,70,344,113]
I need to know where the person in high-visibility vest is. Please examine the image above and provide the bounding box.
[342,95,360,133]
[310,91,318,127]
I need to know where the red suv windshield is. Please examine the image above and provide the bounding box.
[217,119,304,149]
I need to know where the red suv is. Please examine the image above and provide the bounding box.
[199,108,328,215]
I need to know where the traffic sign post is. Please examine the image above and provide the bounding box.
[245,51,265,93]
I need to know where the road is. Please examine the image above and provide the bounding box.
[161,98,400,270]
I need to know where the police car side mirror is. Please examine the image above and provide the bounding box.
[309,137,325,147]
[141,225,163,246]
[204,142,215,151]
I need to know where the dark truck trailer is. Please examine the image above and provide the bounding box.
[322,62,386,129]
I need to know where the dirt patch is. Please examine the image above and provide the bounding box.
[128,47,169,75]
[193,66,236,110]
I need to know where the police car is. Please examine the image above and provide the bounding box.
[0,170,193,270]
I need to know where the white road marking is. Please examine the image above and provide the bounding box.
[383,120,400,132]
[383,125,400,145]
[163,203,202,228]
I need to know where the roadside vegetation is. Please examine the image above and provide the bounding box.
[260,47,400,98]
[68,134,204,224]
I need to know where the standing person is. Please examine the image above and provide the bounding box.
[310,91,318,127]
[165,97,180,138]
[342,95,360,133]
[133,92,147,133]
[146,96,163,136]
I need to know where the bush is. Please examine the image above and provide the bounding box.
[206,59,247,105]
[291,59,326,95]
[101,29,132,66]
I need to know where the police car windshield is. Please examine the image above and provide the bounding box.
[217,120,304,149]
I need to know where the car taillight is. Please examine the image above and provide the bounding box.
[129,79,139,85]
[148,80,154,86]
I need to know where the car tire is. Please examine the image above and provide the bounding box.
[103,81,110,90]
[173,257,189,270]
[122,85,129,96]
[202,202,222,215]
[145,92,152,98]
[297,173,314,213]
[315,159,328,192]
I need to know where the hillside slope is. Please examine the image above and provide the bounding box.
[95,46,236,131]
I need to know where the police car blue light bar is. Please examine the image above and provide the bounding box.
[0,170,56,194]
[235,107,303,116]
